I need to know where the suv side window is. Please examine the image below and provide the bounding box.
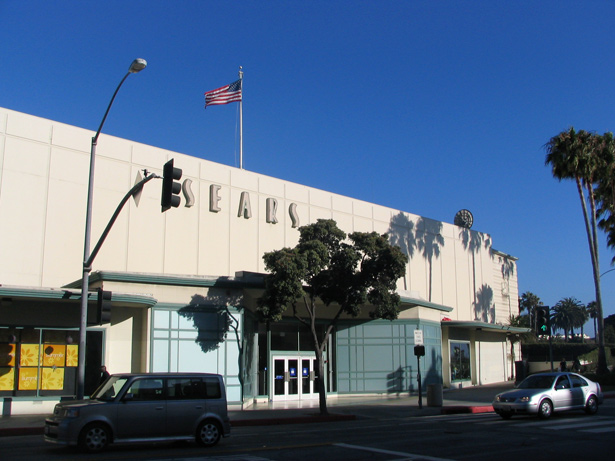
[125,378,164,400]
[167,377,221,399]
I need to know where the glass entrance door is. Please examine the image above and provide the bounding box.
[272,355,320,401]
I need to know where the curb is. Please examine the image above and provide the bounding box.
[231,413,357,427]
[0,427,44,437]
[440,405,493,415]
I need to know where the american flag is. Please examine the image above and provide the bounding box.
[204,79,242,107]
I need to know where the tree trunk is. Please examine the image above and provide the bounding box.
[314,348,328,415]
[576,177,608,373]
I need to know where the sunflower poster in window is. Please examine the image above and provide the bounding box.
[66,344,78,367]
[19,344,40,367]
[18,367,38,390]
[41,367,64,390]
[0,368,15,391]
[42,344,66,367]
[0,343,16,367]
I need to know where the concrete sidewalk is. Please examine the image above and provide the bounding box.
[0,382,514,437]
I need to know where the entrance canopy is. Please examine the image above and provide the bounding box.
[441,320,530,334]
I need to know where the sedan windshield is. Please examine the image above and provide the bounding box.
[518,375,555,390]
[90,376,128,401]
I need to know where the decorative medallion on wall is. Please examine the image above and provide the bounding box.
[454,209,473,229]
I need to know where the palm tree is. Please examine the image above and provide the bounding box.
[588,301,599,340]
[574,303,589,342]
[551,297,585,341]
[595,133,615,264]
[519,291,542,332]
[545,128,608,372]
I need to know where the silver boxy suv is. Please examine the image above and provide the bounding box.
[44,373,231,452]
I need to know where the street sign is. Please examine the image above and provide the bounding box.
[414,329,424,346]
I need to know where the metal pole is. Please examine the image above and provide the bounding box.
[417,357,422,409]
[76,59,146,400]
[238,66,243,169]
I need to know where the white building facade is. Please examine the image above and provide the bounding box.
[0,107,523,415]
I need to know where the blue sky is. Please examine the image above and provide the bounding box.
[2,1,615,331]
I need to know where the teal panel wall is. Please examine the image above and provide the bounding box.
[150,304,244,405]
[336,319,442,394]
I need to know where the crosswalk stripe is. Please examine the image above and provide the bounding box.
[581,426,615,433]
[543,420,611,430]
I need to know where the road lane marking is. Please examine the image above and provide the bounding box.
[542,420,611,430]
[334,443,455,461]
[580,426,615,433]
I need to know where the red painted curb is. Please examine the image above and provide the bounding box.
[440,405,493,415]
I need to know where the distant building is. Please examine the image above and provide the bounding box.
[0,107,524,415]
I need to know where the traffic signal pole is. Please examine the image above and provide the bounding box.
[86,172,160,268]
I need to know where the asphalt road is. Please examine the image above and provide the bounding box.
[2,400,614,461]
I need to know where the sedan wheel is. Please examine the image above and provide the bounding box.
[585,395,598,415]
[538,399,553,419]
[196,420,221,447]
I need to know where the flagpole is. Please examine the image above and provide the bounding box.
[239,66,243,169]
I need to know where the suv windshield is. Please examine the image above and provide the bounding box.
[91,376,128,401]
[518,375,555,390]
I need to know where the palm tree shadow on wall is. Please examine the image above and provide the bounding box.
[458,227,492,320]
[417,217,445,301]
[387,212,444,300]
[388,212,416,290]
[475,284,495,323]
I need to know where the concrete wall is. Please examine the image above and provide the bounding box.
[0,107,518,327]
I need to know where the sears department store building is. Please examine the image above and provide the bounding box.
[0,107,523,415]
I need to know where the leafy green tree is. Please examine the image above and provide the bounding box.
[258,219,408,415]
[545,128,608,372]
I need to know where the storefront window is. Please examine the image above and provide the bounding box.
[450,341,471,382]
[0,328,79,396]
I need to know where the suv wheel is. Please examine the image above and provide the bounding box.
[196,420,221,447]
[79,423,110,453]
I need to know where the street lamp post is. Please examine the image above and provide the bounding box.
[77,58,147,400]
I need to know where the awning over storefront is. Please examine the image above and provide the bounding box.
[399,293,454,313]
[441,320,530,334]
[0,285,158,329]
[0,285,157,308]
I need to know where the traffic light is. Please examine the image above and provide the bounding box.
[161,159,182,212]
[97,289,112,324]
[536,306,550,335]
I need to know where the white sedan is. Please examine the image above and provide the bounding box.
[492,372,603,420]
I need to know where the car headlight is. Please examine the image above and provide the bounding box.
[519,396,530,402]
[63,408,80,418]
[494,395,501,402]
